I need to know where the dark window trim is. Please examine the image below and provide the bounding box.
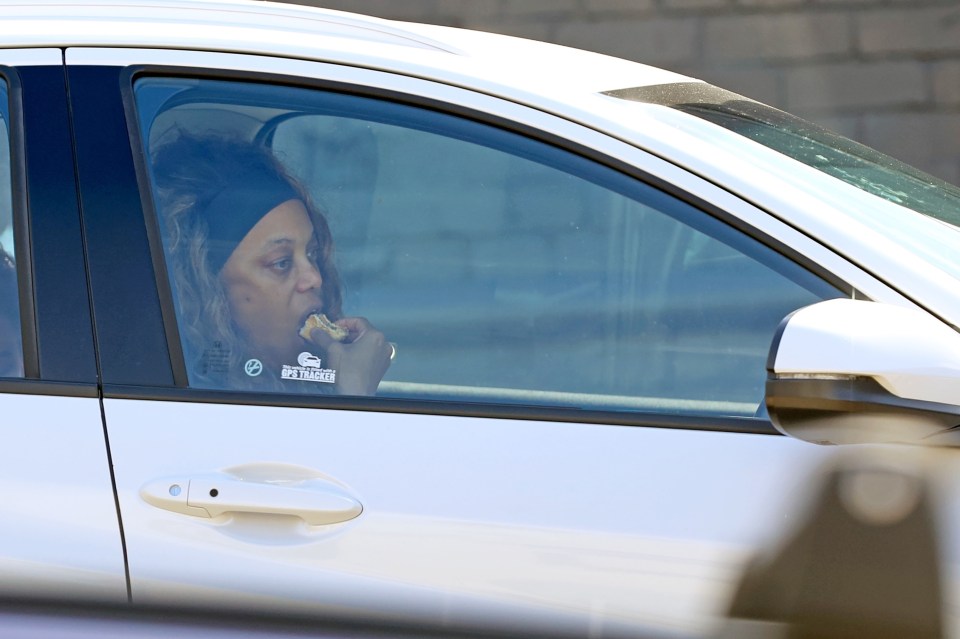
[118,68,185,386]
[0,379,97,398]
[102,383,779,435]
[115,63,854,435]
[19,63,99,384]
[68,64,170,387]
[0,65,39,379]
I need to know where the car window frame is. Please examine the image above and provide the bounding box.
[110,61,863,436]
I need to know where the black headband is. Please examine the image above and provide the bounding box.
[203,178,299,273]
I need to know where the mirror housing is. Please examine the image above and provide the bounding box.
[766,299,960,444]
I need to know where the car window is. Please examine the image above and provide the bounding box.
[134,77,842,417]
[0,79,22,379]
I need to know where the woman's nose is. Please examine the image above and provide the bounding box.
[297,260,323,292]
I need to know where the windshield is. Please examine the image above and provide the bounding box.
[604,82,960,228]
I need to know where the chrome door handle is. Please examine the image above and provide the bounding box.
[140,463,362,525]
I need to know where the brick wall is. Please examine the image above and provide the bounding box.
[292,0,960,187]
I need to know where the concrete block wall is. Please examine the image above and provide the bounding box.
[293,0,960,187]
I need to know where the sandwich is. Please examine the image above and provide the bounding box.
[299,312,349,342]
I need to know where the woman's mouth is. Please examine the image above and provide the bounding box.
[299,307,324,329]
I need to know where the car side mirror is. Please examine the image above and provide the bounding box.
[766,299,960,445]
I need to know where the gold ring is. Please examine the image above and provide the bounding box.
[389,342,397,361]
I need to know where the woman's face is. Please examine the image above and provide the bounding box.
[220,198,324,368]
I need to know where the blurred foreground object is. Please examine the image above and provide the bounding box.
[719,447,943,639]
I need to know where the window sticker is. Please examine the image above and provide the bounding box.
[200,341,231,376]
[281,352,336,384]
[243,359,263,378]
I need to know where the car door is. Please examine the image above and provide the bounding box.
[66,47,910,634]
[0,49,126,599]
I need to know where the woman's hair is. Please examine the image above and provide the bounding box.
[150,132,342,389]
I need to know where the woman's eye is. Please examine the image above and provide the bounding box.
[269,258,293,273]
[306,246,320,262]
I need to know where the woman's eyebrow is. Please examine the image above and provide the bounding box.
[263,237,295,248]
[255,238,294,258]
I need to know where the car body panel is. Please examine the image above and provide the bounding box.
[104,397,831,634]
[0,390,126,600]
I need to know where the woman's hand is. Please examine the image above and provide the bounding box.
[307,316,391,396]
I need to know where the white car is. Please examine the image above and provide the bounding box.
[1,0,959,636]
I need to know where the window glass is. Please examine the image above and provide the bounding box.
[136,77,842,416]
[0,79,22,378]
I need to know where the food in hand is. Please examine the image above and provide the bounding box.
[300,313,349,342]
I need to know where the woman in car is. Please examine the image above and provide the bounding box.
[151,133,392,395]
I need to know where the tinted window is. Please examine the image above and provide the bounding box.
[0,79,22,378]
[135,77,841,417]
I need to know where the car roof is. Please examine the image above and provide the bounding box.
[0,0,454,52]
[0,0,688,94]
[0,0,695,155]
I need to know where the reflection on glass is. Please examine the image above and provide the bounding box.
[0,247,20,377]
[0,80,20,378]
